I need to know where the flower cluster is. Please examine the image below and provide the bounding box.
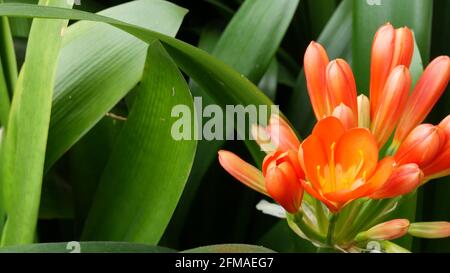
[218,23,450,249]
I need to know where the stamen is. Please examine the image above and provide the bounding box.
[329,142,336,191]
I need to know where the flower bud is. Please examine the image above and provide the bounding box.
[218,150,267,195]
[370,163,423,199]
[371,65,411,147]
[356,219,410,241]
[332,103,357,130]
[263,150,304,213]
[357,94,370,129]
[394,124,446,167]
[408,222,450,239]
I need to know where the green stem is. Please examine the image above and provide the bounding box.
[314,198,328,233]
[326,213,339,246]
[287,212,327,244]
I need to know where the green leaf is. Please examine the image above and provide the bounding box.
[38,172,74,219]
[68,117,121,234]
[213,0,299,83]
[182,244,275,253]
[258,59,278,101]
[0,0,293,244]
[0,0,72,246]
[45,0,188,170]
[81,42,197,243]
[0,241,175,253]
[352,0,433,93]
[306,0,337,38]
[163,0,299,247]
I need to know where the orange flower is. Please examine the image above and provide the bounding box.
[422,115,450,180]
[262,150,304,213]
[356,219,410,241]
[394,124,446,167]
[370,163,423,199]
[370,24,414,118]
[299,117,394,212]
[393,56,450,145]
[332,103,357,130]
[218,150,267,196]
[370,65,411,147]
[218,115,304,213]
[304,45,358,121]
[326,59,358,120]
[304,41,331,119]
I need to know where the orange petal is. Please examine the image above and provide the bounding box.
[394,56,450,143]
[326,59,358,119]
[438,115,450,136]
[370,23,396,117]
[266,114,300,152]
[421,116,450,179]
[395,124,446,167]
[335,128,379,178]
[332,103,357,130]
[300,134,328,191]
[218,150,268,195]
[363,157,396,194]
[304,41,331,119]
[323,158,394,204]
[265,158,304,213]
[312,116,345,161]
[370,163,423,199]
[371,65,411,147]
[422,142,450,180]
[390,27,414,70]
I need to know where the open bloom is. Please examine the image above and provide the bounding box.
[299,117,394,212]
[218,115,304,213]
[304,23,450,195]
[304,23,450,150]
[220,22,449,220]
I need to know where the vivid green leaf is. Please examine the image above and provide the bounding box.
[82,42,197,243]
[163,0,299,247]
[0,0,72,246]
[45,0,188,170]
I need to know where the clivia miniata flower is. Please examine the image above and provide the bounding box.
[218,22,450,250]
[218,114,304,214]
[299,116,394,212]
